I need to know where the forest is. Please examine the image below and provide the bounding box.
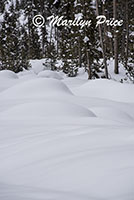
[0,0,133,81]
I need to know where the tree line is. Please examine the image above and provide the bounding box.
[0,0,133,81]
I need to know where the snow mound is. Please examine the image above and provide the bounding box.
[30,59,45,74]
[17,70,36,81]
[0,101,96,119]
[74,79,134,103]
[0,70,18,79]
[17,70,35,77]
[38,70,63,80]
[0,78,73,99]
[91,107,133,123]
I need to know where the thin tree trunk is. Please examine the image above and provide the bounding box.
[55,27,58,55]
[49,26,53,70]
[78,36,82,68]
[87,51,92,79]
[96,0,109,79]
[113,0,119,74]
[102,2,107,47]
[125,0,129,68]
[107,11,114,58]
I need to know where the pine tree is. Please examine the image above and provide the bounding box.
[24,0,42,59]
[0,2,30,72]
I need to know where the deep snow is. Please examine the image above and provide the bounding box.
[0,69,134,200]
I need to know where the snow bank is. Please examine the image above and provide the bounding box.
[0,101,96,119]
[74,79,134,103]
[0,78,73,99]
[90,106,133,123]
[17,70,35,77]
[0,70,19,92]
[17,70,37,82]
[38,70,63,80]
[0,69,134,200]
[0,70,18,79]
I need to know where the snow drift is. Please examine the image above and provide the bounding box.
[90,106,133,123]
[0,69,134,200]
[0,70,18,79]
[0,101,96,119]
[74,79,134,103]
[38,70,63,80]
[0,78,73,99]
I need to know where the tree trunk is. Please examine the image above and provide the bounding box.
[96,0,109,79]
[113,0,119,74]
[125,0,129,69]
[87,51,92,80]
[78,36,82,68]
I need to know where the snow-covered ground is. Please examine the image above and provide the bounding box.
[0,68,134,200]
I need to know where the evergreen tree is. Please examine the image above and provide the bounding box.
[0,3,30,72]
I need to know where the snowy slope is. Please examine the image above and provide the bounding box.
[0,69,134,200]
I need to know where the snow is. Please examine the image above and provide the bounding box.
[74,13,83,19]
[90,106,133,123]
[130,32,134,36]
[0,14,4,23]
[53,0,59,5]
[19,11,28,26]
[73,79,134,103]
[0,101,95,119]
[83,36,89,43]
[0,70,19,92]
[0,66,134,200]
[107,31,112,38]
[30,59,46,74]
[107,58,130,83]
[0,78,72,100]
[0,70,18,79]
[38,70,63,80]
